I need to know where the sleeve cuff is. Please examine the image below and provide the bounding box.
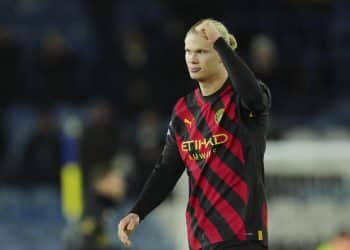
[129,207,144,221]
[213,37,231,51]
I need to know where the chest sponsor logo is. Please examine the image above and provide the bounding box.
[181,133,229,161]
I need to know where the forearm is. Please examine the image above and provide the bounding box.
[129,154,184,220]
[214,38,268,111]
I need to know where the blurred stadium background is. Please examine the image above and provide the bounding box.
[0,0,350,249]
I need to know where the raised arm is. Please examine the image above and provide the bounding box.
[214,38,270,112]
[196,20,270,113]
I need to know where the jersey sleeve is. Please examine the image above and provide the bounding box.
[129,109,185,220]
[257,80,272,112]
[214,37,271,113]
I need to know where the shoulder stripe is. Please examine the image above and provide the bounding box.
[219,89,239,123]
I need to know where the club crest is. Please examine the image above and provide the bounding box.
[215,108,224,124]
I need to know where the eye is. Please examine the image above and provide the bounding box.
[197,49,207,54]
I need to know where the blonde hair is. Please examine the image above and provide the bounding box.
[186,18,237,50]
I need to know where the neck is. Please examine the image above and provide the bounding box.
[198,70,228,96]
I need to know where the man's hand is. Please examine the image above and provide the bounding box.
[195,20,222,44]
[118,213,140,248]
[195,20,237,50]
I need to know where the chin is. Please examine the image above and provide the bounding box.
[189,73,204,81]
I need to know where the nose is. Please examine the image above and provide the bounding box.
[188,53,199,64]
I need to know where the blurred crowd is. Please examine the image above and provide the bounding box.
[0,0,349,249]
[0,100,166,249]
[0,0,349,125]
[317,232,350,250]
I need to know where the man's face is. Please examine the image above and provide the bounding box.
[184,33,222,82]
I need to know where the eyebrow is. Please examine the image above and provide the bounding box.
[184,48,209,52]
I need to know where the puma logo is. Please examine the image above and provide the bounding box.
[184,118,192,128]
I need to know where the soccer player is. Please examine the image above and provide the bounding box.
[118,18,271,250]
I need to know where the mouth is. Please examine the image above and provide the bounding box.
[189,67,201,73]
